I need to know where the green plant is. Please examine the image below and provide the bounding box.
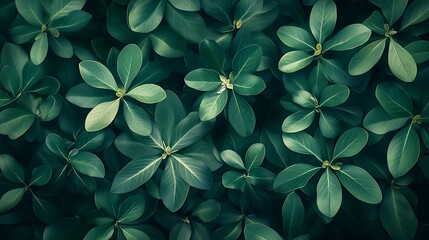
[1,0,429,239]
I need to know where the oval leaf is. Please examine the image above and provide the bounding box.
[316,168,342,218]
[85,99,120,132]
[274,163,321,193]
[333,127,369,160]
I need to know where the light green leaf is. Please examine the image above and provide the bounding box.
[83,225,114,240]
[30,33,48,65]
[172,154,212,189]
[66,83,114,108]
[184,68,222,92]
[222,171,246,190]
[376,82,413,117]
[387,124,420,178]
[244,223,283,240]
[232,45,262,79]
[388,39,417,82]
[117,44,142,89]
[333,127,369,160]
[29,166,52,186]
[274,163,321,193]
[79,60,118,90]
[165,3,206,43]
[123,100,152,136]
[220,149,245,170]
[111,155,162,193]
[324,24,371,51]
[277,26,315,51]
[233,74,265,96]
[282,192,304,239]
[43,0,86,21]
[336,165,382,204]
[348,39,386,76]
[49,10,91,33]
[160,159,189,212]
[291,90,314,108]
[85,99,120,132]
[401,0,429,29]
[319,84,349,107]
[127,0,165,33]
[199,90,228,121]
[282,109,315,133]
[126,84,166,104]
[363,106,409,134]
[227,92,255,137]
[309,0,337,43]
[16,0,44,26]
[192,199,220,222]
[245,143,265,171]
[0,188,25,213]
[282,132,322,161]
[70,152,105,178]
[0,108,34,140]
[278,51,314,73]
[317,168,342,218]
[380,0,408,25]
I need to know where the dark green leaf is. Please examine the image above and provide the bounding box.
[184,68,222,92]
[0,188,25,213]
[317,168,342,218]
[277,26,315,51]
[0,108,34,139]
[333,127,368,160]
[49,10,91,32]
[160,159,189,212]
[234,0,263,23]
[376,82,413,117]
[127,0,165,33]
[247,167,275,189]
[227,92,255,137]
[66,83,114,108]
[169,222,191,240]
[232,45,262,79]
[70,152,105,178]
[83,225,114,240]
[118,193,145,223]
[222,171,246,190]
[363,106,409,134]
[309,0,337,43]
[149,25,186,58]
[245,143,265,171]
[388,39,417,82]
[282,109,315,133]
[319,84,349,107]
[319,111,341,138]
[43,0,86,21]
[348,39,386,76]
[244,223,283,240]
[405,40,429,64]
[363,11,385,34]
[192,199,220,222]
[123,100,152,136]
[50,36,73,58]
[199,90,228,121]
[121,227,150,240]
[401,0,429,29]
[233,74,265,96]
[282,192,304,239]
[199,39,225,73]
[172,154,213,189]
[30,33,48,65]
[16,0,44,26]
[169,0,200,12]
[117,44,142,90]
[29,166,52,186]
[380,0,408,25]
[324,24,371,51]
[273,163,321,193]
[282,132,322,161]
[165,3,206,43]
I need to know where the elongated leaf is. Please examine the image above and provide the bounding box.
[222,171,246,190]
[233,74,265,96]
[387,124,420,178]
[0,108,35,140]
[117,44,142,89]
[245,143,265,171]
[1,65,21,96]
[199,39,225,73]
[336,165,382,204]
[118,194,145,223]
[282,109,315,133]
[273,163,321,193]
[199,90,228,121]
[380,0,408,25]
[172,154,212,189]
[317,168,342,218]
[184,68,222,91]
[282,132,322,161]
[45,133,68,159]
[227,92,255,137]
[348,39,386,76]
[123,100,152,136]
[376,82,413,117]
[126,84,166,104]
[363,106,409,134]
[49,10,91,33]
[282,192,304,239]
[70,152,105,178]
[43,0,86,21]
[244,223,283,240]
[127,0,165,33]
[325,24,371,51]
[85,99,120,132]
[192,199,220,222]
[29,166,52,186]
[388,39,417,82]
[0,188,25,213]
[79,60,118,90]
[309,0,337,43]
[160,159,189,212]
[401,0,429,29]
[232,45,262,79]
[10,25,39,44]
[83,225,114,240]
[319,111,341,138]
[30,33,48,65]
[234,0,263,23]
[66,83,113,108]
[111,155,162,193]
[165,3,206,43]
[320,84,349,107]
[380,186,417,240]
[277,26,315,51]
[278,51,314,73]
[121,228,150,240]
[16,0,44,26]
[333,127,368,160]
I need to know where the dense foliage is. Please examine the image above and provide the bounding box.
[0,0,429,239]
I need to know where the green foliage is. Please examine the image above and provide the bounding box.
[0,0,429,239]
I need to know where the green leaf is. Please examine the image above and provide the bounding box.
[192,199,220,222]
[83,225,114,240]
[121,228,150,240]
[244,223,283,240]
[379,0,408,25]
[1,65,22,96]
[169,222,192,240]
[376,82,413,117]
[0,188,25,213]
[309,0,337,43]
[165,3,206,43]
[0,108,35,139]
[123,100,152,136]
[401,0,429,29]
[222,171,246,190]
[333,127,369,160]
[282,132,322,161]
[348,39,386,76]
[317,168,342,218]
[247,167,275,189]
[10,25,40,44]
[387,124,420,178]
[324,24,371,51]
[39,94,64,122]
[32,195,59,223]
[405,40,429,64]
[336,165,382,204]
[160,159,189,212]
[154,90,186,143]
[212,222,243,240]
[282,192,304,239]
[388,39,417,82]
[172,154,213,189]
[199,40,225,73]
[319,84,349,107]
[15,0,44,26]
[85,99,120,132]
[291,90,314,108]
[380,186,417,240]
[363,11,385,34]
[118,194,145,223]
[169,0,200,11]
[127,84,166,104]
[66,83,114,108]
[282,109,315,133]
[49,10,91,33]
[245,143,265,171]
[273,163,321,193]
[319,111,341,138]
[30,33,48,65]
[127,0,165,33]
[171,112,215,151]
[363,106,409,134]
[199,90,228,121]
[111,155,162,193]
[70,152,105,178]
[232,45,262,79]
[184,68,222,92]
[227,92,255,137]
[29,166,52,186]
[149,25,186,58]
[50,36,73,59]
[220,149,245,170]
[234,0,263,23]
[277,26,315,51]
[278,51,314,73]
[45,133,67,159]
[43,0,86,21]
[117,44,142,90]
[79,60,118,90]
[233,74,265,96]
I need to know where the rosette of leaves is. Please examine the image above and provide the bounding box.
[154,197,220,240]
[274,128,382,218]
[10,0,91,65]
[277,0,371,87]
[43,129,114,195]
[185,41,265,137]
[281,74,361,138]
[112,91,217,212]
[363,82,429,178]
[83,188,157,240]
[0,43,62,140]
[349,0,429,82]
[0,154,55,223]
[66,44,166,133]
